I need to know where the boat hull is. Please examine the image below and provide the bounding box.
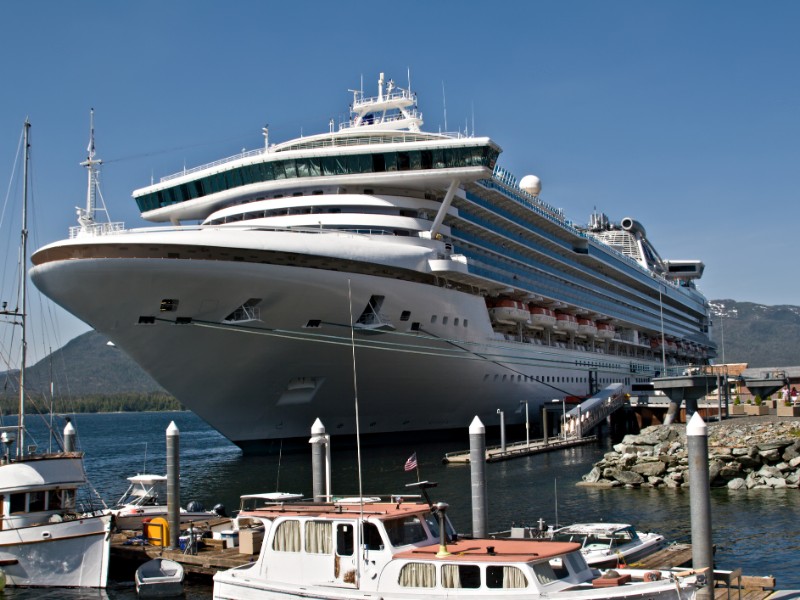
[0,514,111,588]
[32,251,663,449]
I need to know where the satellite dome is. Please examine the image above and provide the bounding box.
[519,175,542,196]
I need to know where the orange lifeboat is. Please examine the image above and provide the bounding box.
[489,299,529,324]
[577,318,597,337]
[555,311,579,332]
[528,306,556,328]
[595,322,615,340]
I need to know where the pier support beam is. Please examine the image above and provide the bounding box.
[687,413,714,597]
[166,421,180,550]
[469,417,487,538]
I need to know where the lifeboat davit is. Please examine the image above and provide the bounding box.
[555,311,579,332]
[577,318,597,337]
[528,306,556,328]
[595,322,615,340]
[489,300,529,325]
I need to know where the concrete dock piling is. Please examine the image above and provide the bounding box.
[166,421,180,550]
[469,416,487,538]
[687,412,714,597]
[63,420,75,453]
[309,419,330,502]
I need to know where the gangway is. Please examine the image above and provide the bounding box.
[563,383,629,438]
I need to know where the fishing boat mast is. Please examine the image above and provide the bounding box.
[17,119,31,458]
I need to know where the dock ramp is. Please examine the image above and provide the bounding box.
[565,383,629,438]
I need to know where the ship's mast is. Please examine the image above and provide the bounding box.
[17,120,31,458]
[78,108,102,228]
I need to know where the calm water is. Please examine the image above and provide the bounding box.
[3,411,799,598]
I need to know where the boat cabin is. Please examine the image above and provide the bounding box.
[0,454,85,529]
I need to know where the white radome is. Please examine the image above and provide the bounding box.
[519,174,542,196]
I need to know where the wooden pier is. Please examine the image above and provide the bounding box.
[442,435,597,463]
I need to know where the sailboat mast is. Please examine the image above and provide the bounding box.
[17,119,30,458]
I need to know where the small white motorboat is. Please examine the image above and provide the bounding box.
[108,474,222,530]
[550,523,667,568]
[135,558,185,598]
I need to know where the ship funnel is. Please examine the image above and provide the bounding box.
[620,217,646,238]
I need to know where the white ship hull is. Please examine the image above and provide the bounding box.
[0,514,111,588]
[32,231,661,449]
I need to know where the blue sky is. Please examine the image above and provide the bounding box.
[1,1,799,365]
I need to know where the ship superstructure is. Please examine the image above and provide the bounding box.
[31,73,714,451]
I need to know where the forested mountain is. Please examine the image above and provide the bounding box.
[709,300,800,368]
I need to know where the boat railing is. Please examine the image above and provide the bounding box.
[352,88,416,109]
[160,148,266,183]
[69,221,126,239]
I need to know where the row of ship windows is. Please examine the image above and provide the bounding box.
[136,145,500,212]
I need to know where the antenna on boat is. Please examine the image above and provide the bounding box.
[442,81,448,131]
[262,124,269,149]
[554,478,559,529]
[347,279,364,588]
[77,109,102,229]
[471,102,475,137]
[275,439,283,491]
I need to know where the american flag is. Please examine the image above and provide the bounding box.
[404,452,418,472]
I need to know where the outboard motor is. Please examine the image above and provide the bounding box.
[213,503,228,518]
[186,500,205,512]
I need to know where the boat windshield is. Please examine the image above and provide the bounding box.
[384,514,429,547]
[423,511,457,542]
[551,532,613,550]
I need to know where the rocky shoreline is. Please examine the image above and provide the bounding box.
[578,416,800,490]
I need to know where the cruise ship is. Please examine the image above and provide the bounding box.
[31,73,714,452]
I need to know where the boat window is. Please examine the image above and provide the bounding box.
[530,562,558,585]
[384,515,427,547]
[398,563,436,588]
[423,512,456,542]
[28,491,46,512]
[9,493,25,514]
[362,522,384,551]
[272,520,301,552]
[563,550,588,574]
[442,316,448,325]
[48,490,62,510]
[305,520,332,554]
[442,564,480,588]
[487,565,528,588]
[336,523,354,556]
[400,311,411,322]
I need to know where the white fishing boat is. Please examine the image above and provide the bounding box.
[135,557,185,598]
[108,474,222,531]
[212,488,699,599]
[0,120,111,588]
[30,72,715,453]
